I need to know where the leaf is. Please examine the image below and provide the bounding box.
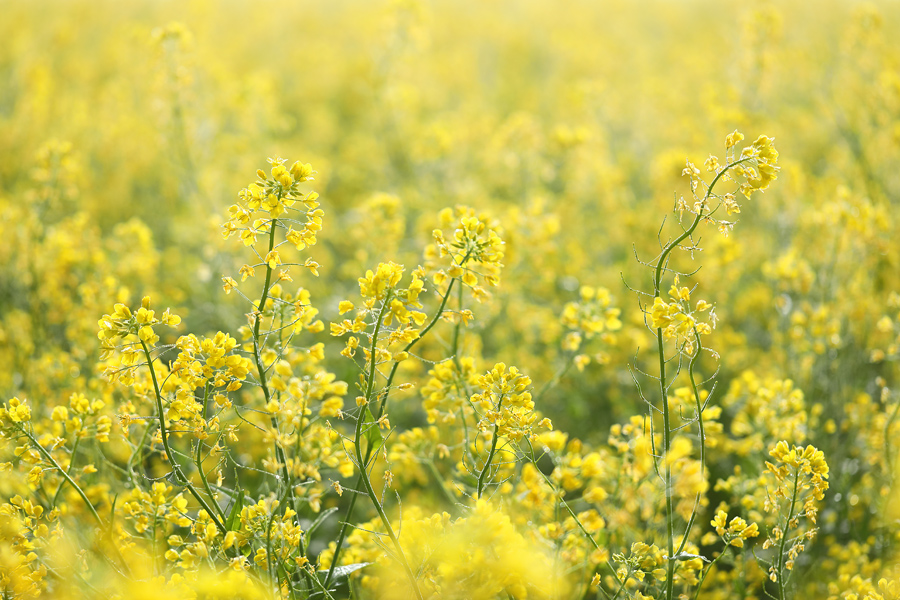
[672,552,711,563]
[364,407,384,456]
[316,562,371,579]
[308,563,371,600]
[225,488,244,531]
[307,506,339,538]
[107,494,119,532]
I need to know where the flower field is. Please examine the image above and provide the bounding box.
[1,1,900,598]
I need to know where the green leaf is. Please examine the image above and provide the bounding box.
[309,563,371,600]
[225,488,244,531]
[364,407,384,456]
[108,494,119,531]
[316,562,371,579]
[307,506,339,538]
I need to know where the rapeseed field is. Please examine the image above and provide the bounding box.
[1,1,899,598]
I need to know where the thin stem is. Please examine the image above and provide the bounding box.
[884,395,900,480]
[16,424,101,525]
[352,292,424,600]
[126,421,152,488]
[535,354,575,403]
[477,390,503,499]
[304,564,337,600]
[426,460,458,509]
[776,469,801,600]
[139,339,227,535]
[658,325,677,600]
[653,157,752,600]
[525,440,623,593]
[693,545,730,600]
[324,278,457,587]
[653,157,754,301]
[265,496,281,593]
[250,217,312,589]
[51,435,81,507]
[252,219,296,507]
[673,330,707,559]
[452,279,464,369]
[195,384,226,523]
[15,422,132,576]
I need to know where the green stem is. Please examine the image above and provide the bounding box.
[610,574,630,600]
[884,396,900,480]
[250,217,313,590]
[426,460,457,508]
[126,421,152,488]
[16,423,133,576]
[657,326,677,600]
[195,384,226,523]
[324,278,457,588]
[51,435,81,507]
[452,279,464,369]
[17,424,101,525]
[653,157,752,600]
[304,564,337,600]
[776,469,801,600]
[352,292,424,600]
[139,339,227,535]
[693,545,729,600]
[672,329,707,561]
[477,420,501,498]
[525,440,623,593]
[535,354,575,403]
[266,500,278,592]
[252,219,295,502]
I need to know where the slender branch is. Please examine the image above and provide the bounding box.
[776,469,801,600]
[352,292,424,600]
[249,216,314,591]
[693,545,730,600]
[477,421,500,499]
[324,278,457,587]
[651,157,752,600]
[524,439,624,594]
[195,383,227,524]
[51,435,81,507]
[16,424,102,525]
[139,339,227,535]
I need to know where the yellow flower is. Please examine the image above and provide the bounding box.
[725,129,745,149]
[2,397,32,423]
[264,250,282,270]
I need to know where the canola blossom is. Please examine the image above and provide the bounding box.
[1,1,900,599]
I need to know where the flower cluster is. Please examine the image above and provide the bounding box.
[421,357,479,425]
[679,131,780,235]
[221,158,322,297]
[560,285,622,368]
[612,542,667,586]
[648,276,716,354]
[331,262,428,362]
[472,363,550,442]
[223,158,320,245]
[171,332,253,394]
[98,296,181,348]
[97,297,181,387]
[761,441,830,582]
[0,398,32,425]
[711,510,760,548]
[426,206,505,302]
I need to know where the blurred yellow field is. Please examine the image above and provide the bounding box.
[1,1,899,598]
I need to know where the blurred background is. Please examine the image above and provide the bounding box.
[2,1,900,596]
[1,0,899,501]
